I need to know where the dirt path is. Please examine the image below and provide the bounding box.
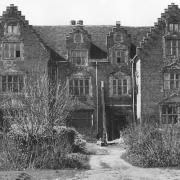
[1,143,180,179]
[66,143,180,180]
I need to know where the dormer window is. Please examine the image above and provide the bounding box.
[165,39,180,57]
[175,24,179,32]
[115,50,128,63]
[71,50,88,66]
[3,42,23,60]
[74,33,83,43]
[169,24,179,32]
[4,22,20,35]
[8,25,19,34]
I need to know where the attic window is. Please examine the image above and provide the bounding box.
[74,33,83,43]
[169,24,179,32]
[115,50,128,63]
[71,50,88,66]
[3,42,22,60]
[8,25,18,34]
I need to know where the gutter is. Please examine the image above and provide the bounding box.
[130,55,138,126]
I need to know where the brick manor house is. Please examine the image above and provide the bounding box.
[0,3,179,140]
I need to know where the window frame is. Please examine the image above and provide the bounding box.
[164,73,180,90]
[71,49,88,66]
[2,42,23,60]
[111,78,128,96]
[165,39,179,57]
[7,25,19,35]
[1,74,24,94]
[69,77,91,96]
[115,49,128,64]
[161,104,179,124]
[169,23,179,32]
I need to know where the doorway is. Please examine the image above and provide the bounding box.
[106,107,129,140]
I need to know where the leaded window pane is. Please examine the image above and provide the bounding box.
[69,78,90,96]
[1,75,24,93]
[3,43,21,59]
[71,50,88,66]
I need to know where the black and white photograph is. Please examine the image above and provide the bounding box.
[0,0,180,179]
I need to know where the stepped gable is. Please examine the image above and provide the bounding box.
[0,4,151,61]
[106,22,132,48]
[137,3,180,55]
[1,4,64,62]
[34,25,150,60]
[161,3,180,22]
[1,4,29,25]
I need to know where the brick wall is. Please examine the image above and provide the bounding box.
[139,32,164,122]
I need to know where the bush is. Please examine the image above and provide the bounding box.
[123,123,180,167]
[0,125,87,170]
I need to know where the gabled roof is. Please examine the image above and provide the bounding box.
[34,25,150,60]
[137,3,180,54]
[1,4,152,61]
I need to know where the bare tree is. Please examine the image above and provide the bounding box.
[2,72,76,137]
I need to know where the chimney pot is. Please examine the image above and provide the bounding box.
[77,20,83,26]
[116,21,121,26]
[70,20,76,25]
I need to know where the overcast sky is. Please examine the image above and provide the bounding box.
[0,0,180,26]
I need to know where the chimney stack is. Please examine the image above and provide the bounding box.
[70,20,76,26]
[77,20,83,26]
[116,21,121,27]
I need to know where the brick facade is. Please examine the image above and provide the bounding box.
[1,3,178,141]
[134,3,180,125]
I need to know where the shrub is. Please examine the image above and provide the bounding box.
[123,123,180,167]
[0,125,87,170]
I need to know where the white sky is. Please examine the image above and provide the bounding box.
[0,0,180,26]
